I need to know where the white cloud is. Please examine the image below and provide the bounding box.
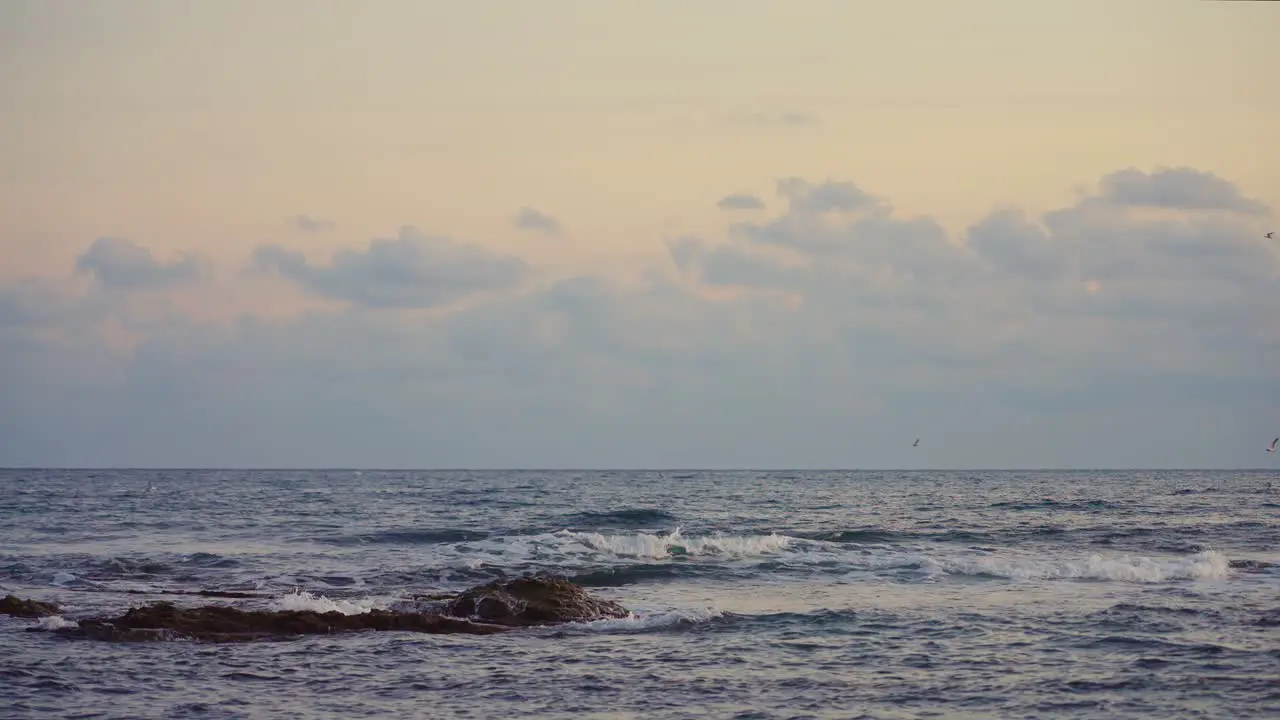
[1,166,1276,468]
[75,237,206,290]
[966,208,1065,282]
[716,193,766,211]
[252,225,529,309]
[1094,166,1269,215]
[775,177,882,215]
[512,207,562,235]
[289,214,335,233]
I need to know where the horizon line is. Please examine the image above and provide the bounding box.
[1,466,1276,473]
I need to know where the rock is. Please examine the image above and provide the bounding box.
[444,576,630,626]
[58,625,181,643]
[43,577,630,642]
[1229,559,1275,572]
[53,601,509,642]
[0,595,59,618]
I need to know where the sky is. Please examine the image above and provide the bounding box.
[2,0,1279,469]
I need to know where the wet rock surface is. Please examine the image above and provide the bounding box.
[444,576,630,626]
[57,602,509,642]
[14,576,631,642]
[0,594,59,618]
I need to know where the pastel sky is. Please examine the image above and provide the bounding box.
[2,0,1278,468]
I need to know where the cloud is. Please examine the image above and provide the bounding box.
[713,179,964,293]
[512,207,562,235]
[75,237,206,290]
[1094,167,1269,215]
[2,165,1277,468]
[668,168,1278,448]
[775,177,882,215]
[289,214,335,233]
[716,193,766,211]
[0,278,74,328]
[252,226,529,309]
[966,208,1066,282]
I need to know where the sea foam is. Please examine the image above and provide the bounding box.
[923,549,1232,583]
[269,590,378,616]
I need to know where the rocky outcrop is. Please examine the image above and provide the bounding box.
[443,576,630,626]
[58,602,508,642]
[0,594,59,618]
[22,576,630,642]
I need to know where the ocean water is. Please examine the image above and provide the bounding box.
[1,469,1277,720]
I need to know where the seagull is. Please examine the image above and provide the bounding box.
[912,438,920,447]
[1267,232,1275,239]
[1268,438,1278,453]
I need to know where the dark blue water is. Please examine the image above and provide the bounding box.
[1,469,1278,719]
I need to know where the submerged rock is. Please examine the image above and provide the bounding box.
[0,595,59,618]
[444,576,630,626]
[1228,559,1275,572]
[56,602,508,642]
[40,576,630,642]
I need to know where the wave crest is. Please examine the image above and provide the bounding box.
[924,549,1230,583]
[553,606,723,634]
[268,590,378,616]
[565,528,791,560]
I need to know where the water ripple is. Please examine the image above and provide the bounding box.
[1,468,1277,719]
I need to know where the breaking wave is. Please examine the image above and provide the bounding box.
[268,590,380,616]
[554,607,724,635]
[921,549,1231,583]
[351,528,1241,591]
[568,528,791,559]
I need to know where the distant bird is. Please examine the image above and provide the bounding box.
[1267,232,1275,239]
[1268,438,1278,453]
[912,438,920,447]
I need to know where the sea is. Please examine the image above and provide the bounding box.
[1,469,1277,720]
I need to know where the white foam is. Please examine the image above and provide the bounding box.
[558,606,723,634]
[37,615,78,630]
[269,590,378,616]
[921,549,1232,583]
[761,537,1235,584]
[436,528,792,566]
[414,529,1236,589]
[51,572,78,587]
[565,528,792,560]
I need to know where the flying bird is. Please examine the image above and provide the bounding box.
[1268,438,1278,453]
[912,438,920,447]
[1267,232,1274,239]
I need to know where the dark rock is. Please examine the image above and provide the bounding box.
[43,577,630,642]
[0,595,59,618]
[1229,559,1275,572]
[55,625,181,643]
[444,576,630,626]
[53,601,508,642]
